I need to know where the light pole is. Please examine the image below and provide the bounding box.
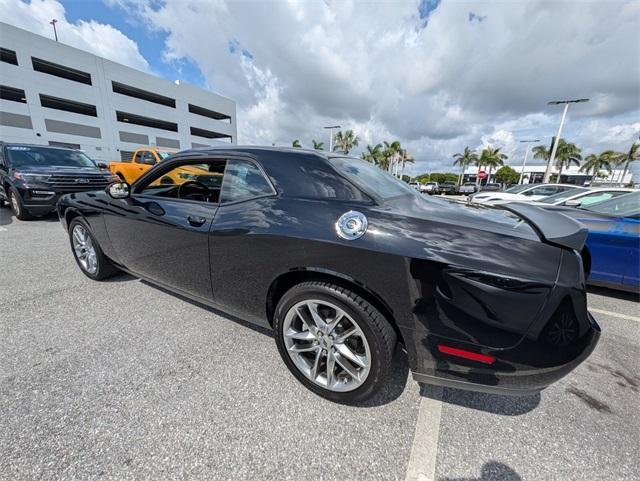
[543,98,589,183]
[518,139,539,184]
[323,125,340,152]
[50,19,59,42]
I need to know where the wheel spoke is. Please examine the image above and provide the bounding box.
[334,327,357,343]
[336,343,366,368]
[326,350,336,387]
[286,328,316,341]
[334,353,360,381]
[325,311,344,335]
[73,228,83,245]
[295,305,316,333]
[307,302,328,331]
[309,349,322,380]
[288,343,319,354]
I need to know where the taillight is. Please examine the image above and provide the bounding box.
[437,344,496,364]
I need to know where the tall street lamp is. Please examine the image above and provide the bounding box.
[49,19,59,42]
[518,139,539,184]
[323,125,340,152]
[543,98,589,183]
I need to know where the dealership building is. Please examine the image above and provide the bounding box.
[0,22,236,163]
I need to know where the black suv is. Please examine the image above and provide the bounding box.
[0,143,118,219]
[438,181,459,195]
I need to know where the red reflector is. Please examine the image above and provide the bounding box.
[437,344,496,364]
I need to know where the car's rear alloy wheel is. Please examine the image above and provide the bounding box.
[274,282,396,403]
[283,299,372,392]
[68,219,120,280]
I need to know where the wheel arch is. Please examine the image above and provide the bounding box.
[265,268,405,346]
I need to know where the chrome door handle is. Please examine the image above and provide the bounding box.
[187,215,206,227]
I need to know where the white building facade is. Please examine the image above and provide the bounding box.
[0,23,236,162]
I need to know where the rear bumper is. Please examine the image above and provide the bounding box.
[410,312,600,396]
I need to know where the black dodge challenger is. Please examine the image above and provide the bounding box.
[58,147,600,403]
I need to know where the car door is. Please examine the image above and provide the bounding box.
[103,157,225,300]
[620,216,640,289]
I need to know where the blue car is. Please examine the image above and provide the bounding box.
[551,191,639,292]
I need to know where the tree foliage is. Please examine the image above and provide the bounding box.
[495,165,519,185]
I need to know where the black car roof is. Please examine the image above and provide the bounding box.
[174,145,352,161]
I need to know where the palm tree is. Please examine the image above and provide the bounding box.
[361,143,383,165]
[452,147,478,185]
[333,130,360,154]
[612,142,638,184]
[398,148,414,180]
[479,146,507,183]
[554,140,582,181]
[382,140,401,174]
[292,139,302,148]
[579,150,616,177]
[311,140,324,150]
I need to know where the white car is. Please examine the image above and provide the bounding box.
[409,182,429,193]
[469,184,580,204]
[534,187,635,208]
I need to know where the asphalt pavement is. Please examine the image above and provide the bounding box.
[1,208,638,481]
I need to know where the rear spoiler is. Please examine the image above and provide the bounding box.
[500,202,588,251]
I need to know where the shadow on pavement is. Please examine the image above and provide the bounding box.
[420,384,540,416]
[138,278,410,406]
[439,461,522,481]
[587,285,639,302]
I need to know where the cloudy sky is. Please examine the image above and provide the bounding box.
[1,0,638,175]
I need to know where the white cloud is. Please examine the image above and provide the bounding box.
[5,0,639,173]
[0,0,149,71]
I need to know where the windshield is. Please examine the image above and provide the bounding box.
[330,157,415,200]
[157,151,173,160]
[505,184,531,193]
[539,187,589,204]
[582,191,640,217]
[6,146,96,169]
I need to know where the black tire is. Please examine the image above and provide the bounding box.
[68,218,120,280]
[9,187,33,220]
[274,281,397,403]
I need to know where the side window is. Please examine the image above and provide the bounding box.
[136,151,156,165]
[137,160,225,203]
[576,192,615,207]
[221,159,275,203]
[132,151,141,164]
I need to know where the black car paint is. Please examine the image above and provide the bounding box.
[57,147,600,396]
[0,143,114,216]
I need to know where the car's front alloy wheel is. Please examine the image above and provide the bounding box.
[275,282,396,403]
[72,224,98,275]
[68,218,120,280]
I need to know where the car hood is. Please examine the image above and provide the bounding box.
[14,166,104,175]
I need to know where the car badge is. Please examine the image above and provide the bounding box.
[336,211,368,240]
[75,178,90,183]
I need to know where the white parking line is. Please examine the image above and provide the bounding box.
[405,386,443,481]
[0,226,7,232]
[590,308,640,323]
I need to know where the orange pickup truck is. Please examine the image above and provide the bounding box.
[109,147,175,184]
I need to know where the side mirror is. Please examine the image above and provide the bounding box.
[107,182,130,199]
[96,161,108,169]
[564,199,581,207]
